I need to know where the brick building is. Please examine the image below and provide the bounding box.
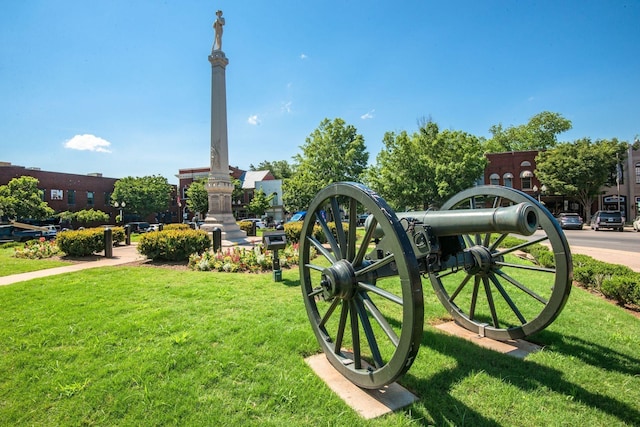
[0,162,179,225]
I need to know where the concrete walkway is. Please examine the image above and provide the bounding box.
[0,238,637,287]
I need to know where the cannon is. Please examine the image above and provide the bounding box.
[299,183,572,389]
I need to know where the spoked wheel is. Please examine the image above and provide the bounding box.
[430,186,572,341]
[300,182,424,389]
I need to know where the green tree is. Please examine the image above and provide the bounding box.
[186,179,209,218]
[485,111,572,153]
[535,138,628,222]
[366,120,486,210]
[247,188,274,217]
[0,176,54,220]
[111,176,172,219]
[74,209,110,224]
[249,160,294,180]
[283,118,368,212]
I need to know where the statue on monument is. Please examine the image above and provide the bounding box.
[212,10,225,52]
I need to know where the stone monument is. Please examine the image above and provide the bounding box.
[201,10,247,242]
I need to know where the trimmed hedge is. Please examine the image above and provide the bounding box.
[163,223,190,231]
[57,227,125,257]
[138,229,211,261]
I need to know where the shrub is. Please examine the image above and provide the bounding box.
[238,220,255,236]
[164,224,190,231]
[138,229,211,261]
[601,275,640,306]
[57,228,109,257]
[283,221,325,244]
[13,238,61,259]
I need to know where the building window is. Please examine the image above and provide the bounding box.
[67,190,76,205]
[520,170,533,190]
[520,161,532,167]
[636,162,640,184]
[503,173,514,188]
[105,192,111,205]
[489,173,500,186]
[87,191,95,207]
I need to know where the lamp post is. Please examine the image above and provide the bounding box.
[114,201,126,224]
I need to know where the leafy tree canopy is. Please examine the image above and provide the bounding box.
[249,160,294,180]
[485,111,572,153]
[186,178,209,217]
[247,188,274,217]
[365,120,487,210]
[0,176,54,220]
[75,209,110,224]
[535,138,628,221]
[283,118,368,212]
[111,175,172,218]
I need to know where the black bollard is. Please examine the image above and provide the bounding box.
[211,227,222,252]
[124,224,131,246]
[104,227,113,258]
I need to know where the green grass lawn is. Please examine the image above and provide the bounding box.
[0,244,72,277]
[0,265,639,425]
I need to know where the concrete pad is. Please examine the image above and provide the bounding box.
[434,321,541,358]
[305,354,418,419]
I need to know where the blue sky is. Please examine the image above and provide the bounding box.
[1,1,639,185]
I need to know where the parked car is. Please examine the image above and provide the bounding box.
[245,218,266,229]
[42,225,58,239]
[590,210,624,232]
[556,212,583,230]
[125,222,151,233]
[0,225,42,242]
[633,216,640,232]
[287,211,306,223]
[147,224,161,232]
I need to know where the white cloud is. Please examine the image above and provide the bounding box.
[64,134,112,153]
[248,114,261,125]
[300,53,308,59]
[360,109,375,120]
[281,101,292,113]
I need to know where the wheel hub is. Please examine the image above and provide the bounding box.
[465,245,497,276]
[321,260,357,300]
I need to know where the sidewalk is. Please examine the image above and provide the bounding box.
[0,243,146,286]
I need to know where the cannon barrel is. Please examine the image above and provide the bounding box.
[390,202,539,237]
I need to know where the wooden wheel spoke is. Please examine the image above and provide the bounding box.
[483,277,500,327]
[357,281,403,306]
[330,197,347,258]
[361,293,399,346]
[355,295,384,368]
[349,300,362,369]
[494,235,549,258]
[494,261,556,274]
[319,298,341,328]
[306,235,336,264]
[316,211,342,260]
[488,274,527,324]
[449,272,473,303]
[334,301,349,355]
[304,262,325,272]
[355,253,394,277]
[494,269,548,304]
[346,198,357,262]
[469,277,480,320]
[353,216,377,267]
[488,233,508,252]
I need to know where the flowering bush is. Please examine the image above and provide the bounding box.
[188,242,307,273]
[14,238,61,259]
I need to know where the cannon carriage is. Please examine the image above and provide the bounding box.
[299,182,572,389]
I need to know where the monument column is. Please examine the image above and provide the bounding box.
[202,10,247,242]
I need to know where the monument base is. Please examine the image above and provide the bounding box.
[201,212,248,244]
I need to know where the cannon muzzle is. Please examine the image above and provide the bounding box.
[367,202,538,237]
